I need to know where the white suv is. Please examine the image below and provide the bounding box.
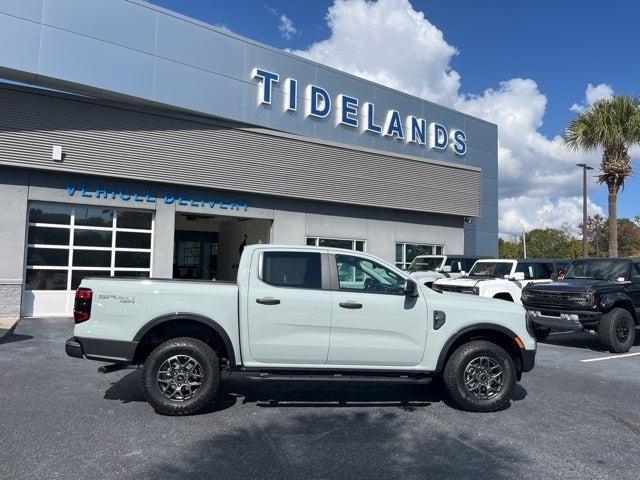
[432,258,564,304]
[408,255,482,288]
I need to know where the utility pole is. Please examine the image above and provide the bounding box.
[577,163,593,258]
[522,230,527,259]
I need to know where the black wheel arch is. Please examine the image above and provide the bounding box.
[436,323,525,378]
[600,293,638,325]
[133,313,237,367]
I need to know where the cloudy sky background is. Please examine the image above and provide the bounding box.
[153,0,640,236]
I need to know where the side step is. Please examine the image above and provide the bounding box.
[233,370,433,383]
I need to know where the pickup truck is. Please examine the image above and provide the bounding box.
[522,258,640,351]
[66,245,536,415]
[432,258,566,304]
[407,255,482,288]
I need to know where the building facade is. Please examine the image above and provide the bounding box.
[0,0,498,318]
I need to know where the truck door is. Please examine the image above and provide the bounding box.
[626,262,640,315]
[327,254,428,367]
[247,250,332,365]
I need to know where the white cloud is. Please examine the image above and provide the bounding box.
[291,0,610,236]
[278,14,298,40]
[570,83,614,113]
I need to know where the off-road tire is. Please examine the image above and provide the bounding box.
[598,308,635,353]
[533,326,551,342]
[142,337,220,415]
[442,340,516,412]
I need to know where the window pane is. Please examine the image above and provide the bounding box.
[262,252,321,289]
[395,244,403,263]
[25,269,68,290]
[405,244,434,263]
[27,248,69,266]
[117,210,152,229]
[28,226,70,245]
[336,255,405,294]
[306,237,317,246]
[116,231,151,249]
[115,251,151,268]
[113,271,150,278]
[355,241,365,252]
[74,229,112,247]
[29,203,71,225]
[318,238,354,250]
[71,270,110,289]
[73,250,111,267]
[74,206,114,227]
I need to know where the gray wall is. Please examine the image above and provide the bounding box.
[0,0,498,255]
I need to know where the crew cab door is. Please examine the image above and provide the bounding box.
[247,250,331,365]
[327,253,428,367]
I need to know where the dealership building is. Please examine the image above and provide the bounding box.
[0,0,498,319]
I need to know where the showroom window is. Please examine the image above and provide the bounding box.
[306,237,365,252]
[25,202,153,290]
[395,243,444,270]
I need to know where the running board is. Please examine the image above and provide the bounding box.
[233,370,433,383]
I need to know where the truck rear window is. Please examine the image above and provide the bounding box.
[262,252,322,289]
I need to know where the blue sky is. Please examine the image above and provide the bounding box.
[149,0,640,231]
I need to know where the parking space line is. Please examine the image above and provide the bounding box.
[581,352,640,363]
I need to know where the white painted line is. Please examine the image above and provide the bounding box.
[581,352,640,363]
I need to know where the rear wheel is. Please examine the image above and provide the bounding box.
[442,340,516,412]
[142,337,220,415]
[598,308,635,353]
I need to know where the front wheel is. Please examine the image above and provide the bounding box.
[598,308,635,353]
[442,340,516,412]
[142,337,220,415]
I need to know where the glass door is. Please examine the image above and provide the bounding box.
[173,231,218,280]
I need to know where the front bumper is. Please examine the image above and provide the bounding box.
[521,348,535,372]
[525,309,601,330]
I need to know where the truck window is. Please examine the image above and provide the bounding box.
[262,252,322,289]
[335,255,405,294]
[515,262,553,280]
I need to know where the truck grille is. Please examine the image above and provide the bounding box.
[525,291,574,307]
[436,285,476,295]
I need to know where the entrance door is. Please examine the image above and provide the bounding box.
[173,231,218,280]
[246,250,331,365]
[328,254,428,367]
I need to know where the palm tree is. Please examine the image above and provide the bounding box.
[564,96,640,257]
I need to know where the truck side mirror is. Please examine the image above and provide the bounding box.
[441,265,452,273]
[404,279,419,297]
[511,272,525,281]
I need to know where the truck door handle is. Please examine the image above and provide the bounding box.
[256,297,280,305]
[339,301,363,309]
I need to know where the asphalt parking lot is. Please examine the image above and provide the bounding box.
[1,318,640,480]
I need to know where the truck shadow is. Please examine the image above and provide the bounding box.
[132,409,531,480]
[541,330,640,352]
[104,370,527,413]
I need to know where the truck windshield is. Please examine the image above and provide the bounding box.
[407,257,443,272]
[468,262,513,278]
[565,260,629,281]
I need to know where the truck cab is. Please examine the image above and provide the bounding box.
[66,245,536,415]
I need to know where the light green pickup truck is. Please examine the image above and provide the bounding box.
[66,244,536,415]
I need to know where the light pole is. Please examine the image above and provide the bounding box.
[577,163,594,258]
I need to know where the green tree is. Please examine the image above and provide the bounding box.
[498,237,521,258]
[590,217,640,257]
[564,96,640,257]
[524,228,581,259]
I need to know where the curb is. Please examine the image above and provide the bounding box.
[0,318,20,342]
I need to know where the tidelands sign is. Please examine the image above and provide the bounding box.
[252,67,467,156]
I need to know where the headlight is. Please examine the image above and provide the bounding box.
[569,292,593,306]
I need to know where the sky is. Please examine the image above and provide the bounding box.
[148,0,640,236]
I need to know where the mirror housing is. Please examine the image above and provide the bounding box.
[404,279,419,297]
[441,265,452,273]
[511,272,525,281]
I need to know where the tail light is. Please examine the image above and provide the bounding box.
[74,287,93,323]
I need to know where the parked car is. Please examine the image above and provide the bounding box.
[522,258,640,351]
[407,254,484,288]
[432,258,567,304]
[66,245,536,414]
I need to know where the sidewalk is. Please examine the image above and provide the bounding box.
[0,317,19,341]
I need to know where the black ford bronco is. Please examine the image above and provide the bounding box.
[521,258,640,352]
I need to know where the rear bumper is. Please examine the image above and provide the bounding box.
[65,336,137,364]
